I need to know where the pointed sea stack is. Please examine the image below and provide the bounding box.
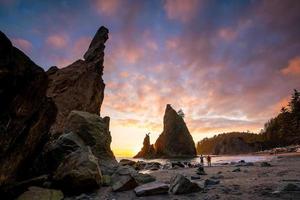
[154,104,197,158]
[134,133,156,159]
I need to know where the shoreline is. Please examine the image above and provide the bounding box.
[102,152,300,200]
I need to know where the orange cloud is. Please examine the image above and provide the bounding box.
[46,34,68,49]
[94,0,121,16]
[164,0,201,23]
[281,56,300,75]
[12,38,32,52]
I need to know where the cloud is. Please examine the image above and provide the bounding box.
[12,38,32,52]
[281,56,300,76]
[46,34,69,49]
[94,0,122,16]
[164,0,201,23]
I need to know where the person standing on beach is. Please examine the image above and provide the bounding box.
[207,155,212,167]
[200,155,204,165]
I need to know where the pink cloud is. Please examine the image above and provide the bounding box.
[12,38,32,52]
[94,0,122,16]
[281,56,300,76]
[218,27,237,41]
[46,34,69,49]
[164,0,201,23]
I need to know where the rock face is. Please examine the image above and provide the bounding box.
[134,181,169,196]
[134,133,156,158]
[46,26,108,135]
[154,104,197,158]
[0,31,57,186]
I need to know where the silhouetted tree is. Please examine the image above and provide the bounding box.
[177,109,185,118]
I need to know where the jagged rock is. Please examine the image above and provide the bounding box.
[134,181,169,196]
[169,174,202,194]
[63,111,117,174]
[112,175,138,192]
[0,31,57,186]
[47,26,108,135]
[53,147,102,194]
[134,133,156,158]
[16,187,63,200]
[155,104,196,158]
[119,159,136,166]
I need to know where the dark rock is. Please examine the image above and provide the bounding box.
[112,175,138,192]
[210,175,224,179]
[196,166,207,175]
[282,183,300,191]
[0,31,57,186]
[134,133,156,158]
[134,181,169,196]
[133,173,156,185]
[260,162,272,167]
[171,162,185,168]
[204,179,220,186]
[63,111,117,174]
[119,159,136,166]
[191,175,201,180]
[16,186,63,200]
[53,147,102,194]
[232,168,241,172]
[46,26,108,135]
[155,104,197,158]
[145,162,161,171]
[169,174,202,194]
[239,160,245,163]
[134,161,147,170]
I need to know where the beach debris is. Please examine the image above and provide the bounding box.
[204,179,220,187]
[169,174,202,194]
[260,162,272,167]
[134,181,169,196]
[16,187,63,200]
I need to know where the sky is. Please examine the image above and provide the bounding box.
[1,0,300,157]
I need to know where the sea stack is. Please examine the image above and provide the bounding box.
[134,133,156,158]
[154,104,197,158]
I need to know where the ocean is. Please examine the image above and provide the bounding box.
[116,154,274,166]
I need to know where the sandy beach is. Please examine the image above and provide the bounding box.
[90,153,300,200]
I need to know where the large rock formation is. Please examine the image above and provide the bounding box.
[0,31,57,186]
[134,104,197,158]
[133,133,156,158]
[46,26,108,135]
[154,104,197,158]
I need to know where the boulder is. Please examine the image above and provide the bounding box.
[134,133,156,158]
[134,161,147,170]
[0,31,57,186]
[47,26,109,135]
[204,179,220,187]
[63,111,117,174]
[53,148,102,194]
[133,173,156,185]
[281,183,300,191]
[232,168,241,172]
[112,175,138,192]
[134,181,169,196]
[16,187,63,200]
[169,174,202,194]
[155,104,197,158]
